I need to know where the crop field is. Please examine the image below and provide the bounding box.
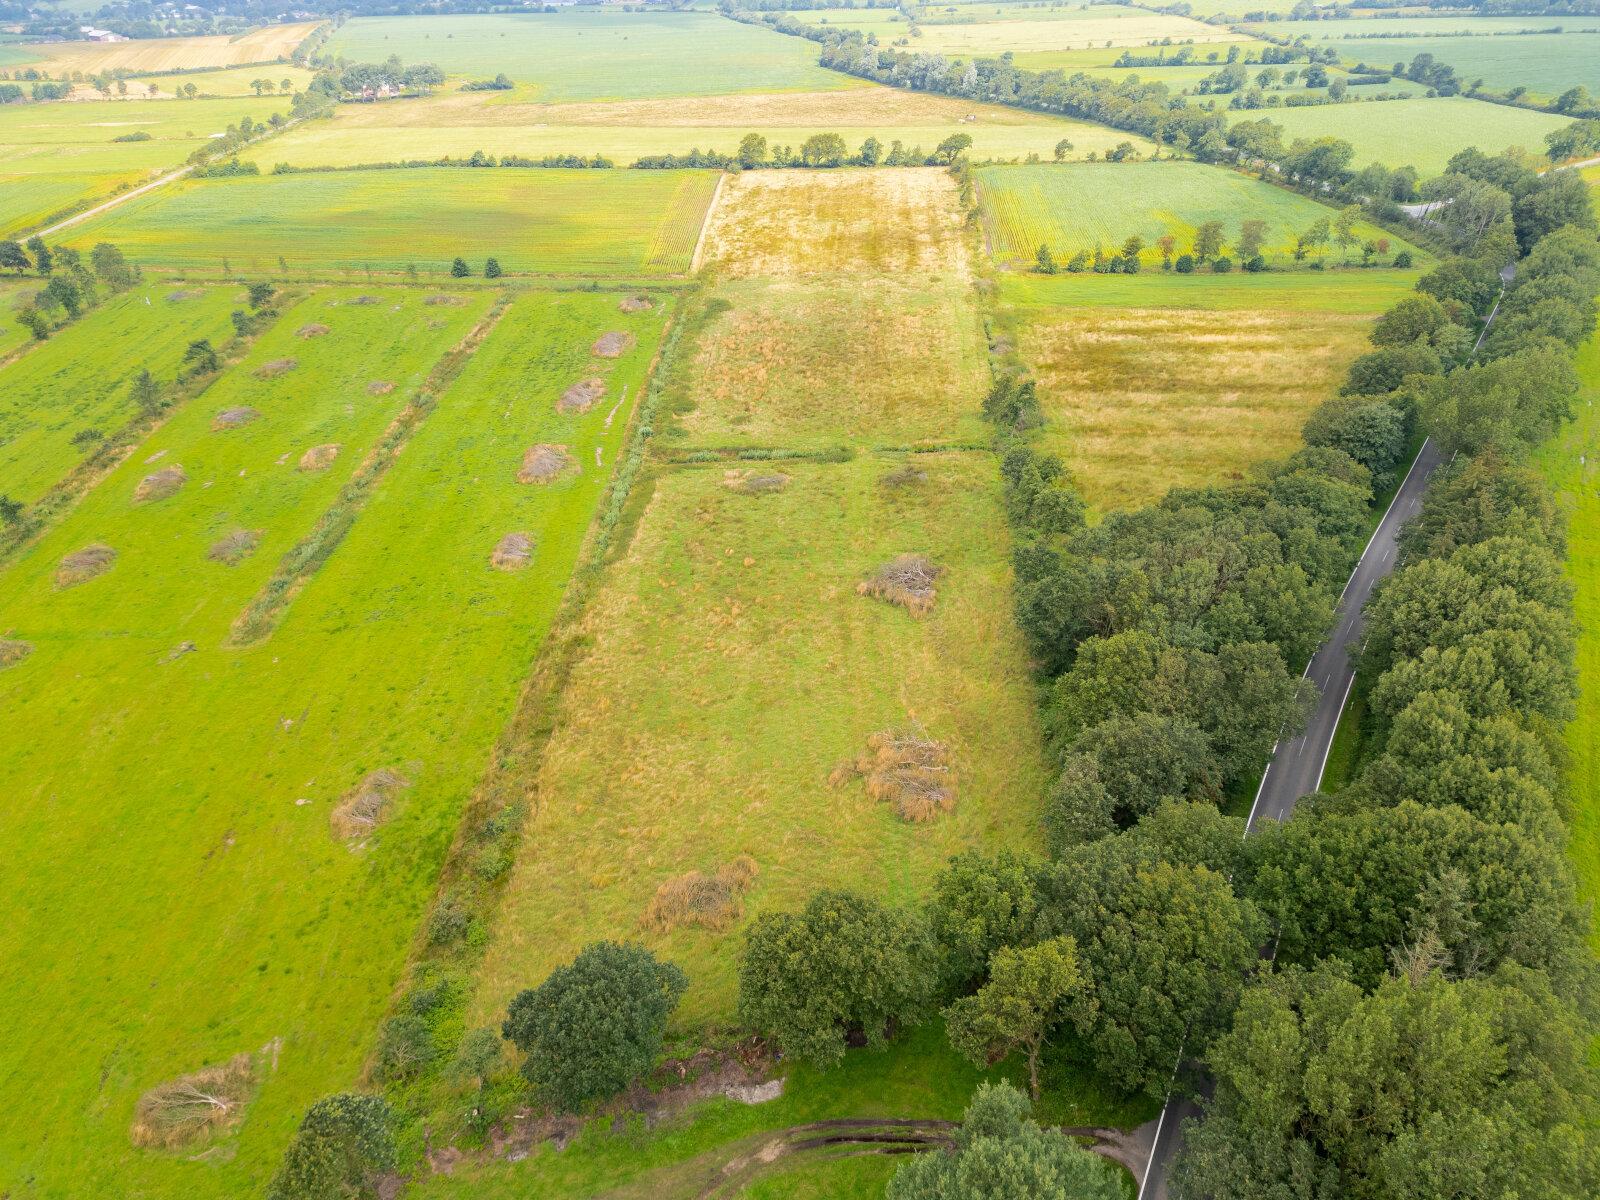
[62,167,720,276]
[129,64,317,99]
[328,12,858,102]
[999,267,1421,313]
[19,22,319,76]
[0,171,112,238]
[0,281,236,503]
[977,161,1418,267]
[790,5,1249,54]
[1259,97,1572,176]
[0,283,670,1197]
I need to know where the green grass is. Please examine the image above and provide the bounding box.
[977,161,1419,267]
[327,12,860,101]
[0,282,237,503]
[0,284,672,1197]
[0,171,118,238]
[130,65,317,98]
[61,168,720,276]
[998,266,1424,312]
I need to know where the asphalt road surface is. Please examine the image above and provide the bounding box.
[1137,437,1446,1199]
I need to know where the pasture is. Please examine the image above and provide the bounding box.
[0,284,671,1198]
[17,22,319,76]
[327,12,857,102]
[977,161,1418,267]
[62,167,720,276]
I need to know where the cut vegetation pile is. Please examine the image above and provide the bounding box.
[298,444,341,472]
[0,640,32,670]
[857,553,942,617]
[54,544,116,589]
[424,295,465,307]
[254,359,297,378]
[297,323,330,339]
[643,856,759,933]
[210,407,259,431]
[619,295,655,314]
[591,331,635,358]
[329,769,410,841]
[366,380,395,396]
[723,469,790,495]
[558,379,606,414]
[830,727,956,823]
[490,531,534,571]
[206,529,262,566]
[128,1053,253,1151]
[132,466,187,505]
[517,443,575,483]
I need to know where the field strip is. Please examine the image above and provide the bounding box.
[225,298,511,646]
[32,166,194,241]
[691,171,729,275]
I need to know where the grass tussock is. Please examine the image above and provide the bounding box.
[831,726,957,823]
[518,443,576,483]
[490,531,534,571]
[55,543,116,589]
[330,768,410,841]
[857,553,942,618]
[0,639,32,670]
[129,1053,253,1151]
[132,465,187,505]
[642,855,759,933]
[206,529,263,566]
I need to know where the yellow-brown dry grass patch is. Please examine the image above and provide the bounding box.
[28,23,318,74]
[129,1053,254,1151]
[831,726,957,823]
[666,276,987,451]
[528,89,1062,129]
[1022,306,1373,512]
[467,453,1048,1027]
[643,855,760,933]
[701,168,969,278]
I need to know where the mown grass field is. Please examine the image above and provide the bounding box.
[328,12,858,102]
[0,281,237,503]
[0,284,671,1197]
[978,161,1419,267]
[18,22,318,76]
[62,168,719,276]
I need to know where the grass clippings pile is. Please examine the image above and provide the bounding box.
[424,294,466,307]
[723,468,790,495]
[54,543,116,589]
[206,529,263,566]
[558,378,606,414]
[297,323,330,339]
[619,295,655,314]
[254,358,297,379]
[490,531,534,571]
[591,331,636,358]
[366,380,395,396]
[330,769,410,841]
[643,856,759,933]
[132,465,187,505]
[128,1053,253,1151]
[858,553,942,617]
[0,640,32,670]
[517,443,576,484]
[298,444,341,472]
[830,727,956,823]
[210,406,259,431]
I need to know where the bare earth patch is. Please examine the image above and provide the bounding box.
[490,532,534,571]
[558,378,606,414]
[132,464,187,504]
[298,444,340,472]
[366,380,395,395]
[210,406,259,430]
[55,543,115,589]
[591,331,635,358]
[619,294,655,314]
[517,443,576,483]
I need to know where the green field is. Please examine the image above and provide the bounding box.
[0,281,236,503]
[998,267,1423,312]
[0,172,112,238]
[977,160,1418,267]
[0,283,671,1197]
[327,12,860,102]
[62,167,720,276]
[130,65,317,98]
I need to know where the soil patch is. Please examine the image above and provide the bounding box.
[557,378,606,414]
[858,553,942,617]
[55,543,116,589]
[298,444,341,472]
[297,322,330,339]
[207,529,263,566]
[424,294,465,307]
[130,1053,254,1151]
[830,726,956,823]
[366,380,395,396]
[254,358,297,378]
[643,856,758,933]
[330,768,410,840]
[0,640,32,670]
[590,331,635,358]
[210,406,259,431]
[517,443,575,483]
[490,531,534,571]
[723,469,790,495]
[132,465,187,505]
[618,294,654,314]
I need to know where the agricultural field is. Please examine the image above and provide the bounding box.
[976,160,1420,267]
[62,167,720,276]
[0,281,236,503]
[129,64,317,99]
[328,12,857,102]
[789,4,1251,54]
[16,22,319,77]
[0,283,671,1198]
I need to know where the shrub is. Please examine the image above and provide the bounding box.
[267,1093,396,1200]
[1212,256,1234,274]
[449,257,470,278]
[1394,250,1413,268]
[1244,254,1268,272]
[484,257,503,279]
[375,1015,435,1082]
[1175,254,1196,273]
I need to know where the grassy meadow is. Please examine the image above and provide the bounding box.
[0,283,671,1197]
[0,281,237,503]
[61,168,719,276]
[16,22,318,76]
[130,65,316,99]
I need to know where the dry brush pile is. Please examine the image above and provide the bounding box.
[830,727,956,822]
[857,553,943,617]
[129,1053,254,1151]
[330,769,410,841]
[643,856,759,933]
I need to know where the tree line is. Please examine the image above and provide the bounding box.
[1,240,136,341]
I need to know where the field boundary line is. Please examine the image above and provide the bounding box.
[691,170,729,275]
[224,297,511,647]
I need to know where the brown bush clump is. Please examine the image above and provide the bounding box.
[55,543,116,589]
[424,294,465,307]
[558,378,606,414]
[591,331,635,358]
[207,529,263,566]
[330,769,410,840]
[0,640,32,670]
[517,443,575,483]
[490,531,534,571]
[830,727,956,823]
[211,407,259,431]
[298,444,341,472]
[643,856,759,932]
[254,358,297,378]
[723,469,790,495]
[129,1053,254,1150]
[132,465,188,505]
[618,294,654,314]
[297,323,330,339]
[857,553,942,617]
[366,380,395,396]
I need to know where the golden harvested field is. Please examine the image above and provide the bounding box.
[701,167,969,277]
[813,12,1250,55]
[21,23,318,75]
[469,452,1048,1026]
[1019,306,1374,512]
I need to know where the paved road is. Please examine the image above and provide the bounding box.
[1137,437,1446,1199]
